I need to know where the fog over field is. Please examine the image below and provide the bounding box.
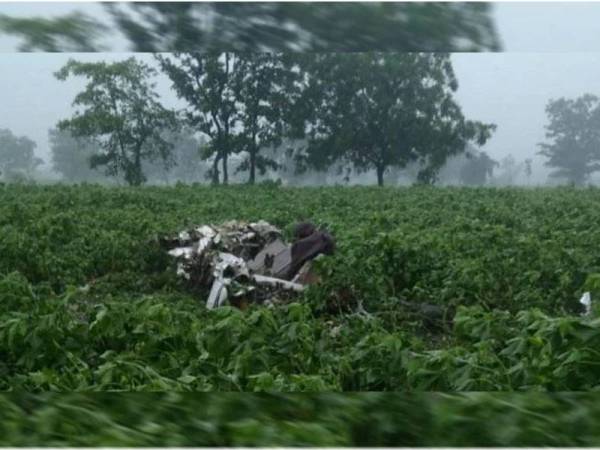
[2,3,600,185]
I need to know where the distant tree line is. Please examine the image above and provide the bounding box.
[52,52,496,186]
[4,60,600,187]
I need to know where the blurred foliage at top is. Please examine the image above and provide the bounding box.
[0,12,108,52]
[0,2,501,52]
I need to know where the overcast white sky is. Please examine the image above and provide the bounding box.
[3,2,600,180]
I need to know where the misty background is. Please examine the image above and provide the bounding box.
[2,2,600,186]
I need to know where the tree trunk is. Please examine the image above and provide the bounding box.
[125,151,144,186]
[134,149,143,186]
[248,149,256,184]
[211,155,220,185]
[222,151,229,185]
[376,164,385,186]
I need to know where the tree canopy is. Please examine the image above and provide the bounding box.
[55,57,177,186]
[538,94,600,185]
[292,53,496,186]
[230,53,300,184]
[459,150,498,186]
[49,128,105,183]
[157,53,238,185]
[141,129,210,185]
[491,155,525,186]
[0,128,43,179]
[158,52,300,184]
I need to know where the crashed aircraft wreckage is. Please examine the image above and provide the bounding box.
[160,220,335,309]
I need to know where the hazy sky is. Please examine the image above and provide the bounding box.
[2,2,600,180]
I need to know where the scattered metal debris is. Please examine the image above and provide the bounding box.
[161,220,334,309]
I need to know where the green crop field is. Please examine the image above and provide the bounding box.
[2,183,600,391]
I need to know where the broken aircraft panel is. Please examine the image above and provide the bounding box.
[161,220,334,310]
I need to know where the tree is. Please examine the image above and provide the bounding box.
[0,128,43,179]
[158,52,296,185]
[55,58,177,186]
[157,53,238,185]
[489,155,524,186]
[169,131,211,183]
[49,128,105,183]
[1,3,501,52]
[538,94,600,185]
[459,150,498,185]
[142,129,210,184]
[232,53,300,184]
[293,53,496,186]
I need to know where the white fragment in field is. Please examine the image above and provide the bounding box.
[206,253,250,309]
[196,236,212,255]
[217,253,249,280]
[168,246,194,258]
[250,220,281,236]
[580,291,592,316]
[176,263,190,280]
[252,274,305,292]
[178,230,191,242]
[233,285,255,297]
[196,225,216,238]
[240,231,256,241]
[330,325,342,338]
[207,278,228,309]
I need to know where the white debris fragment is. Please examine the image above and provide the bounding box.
[580,291,592,316]
[196,225,216,238]
[207,278,228,309]
[163,220,319,310]
[250,220,281,236]
[240,231,256,241]
[213,252,248,278]
[168,247,194,258]
[176,263,190,280]
[196,236,213,255]
[330,325,342,338]
[204,253,253,309]
[252,274,306,292]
